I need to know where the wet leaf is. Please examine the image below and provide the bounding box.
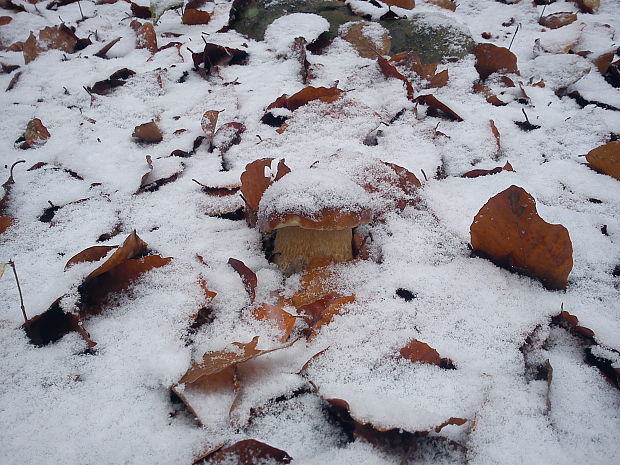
[585,141,620,180]
[470,185,573,290]
[17,118,50,149]
[415,94,462,121]
[228,258,257,303]
[474,43,519,81]
[240,158,290,227]
[427,0,456,11]
[298,293,355,341]
[378,57,414,101]
[342,22,390,59]
[132,121,163,143]
[87,68,136,95]
[202,439,292,465]
[539,12,577,29]
[182,8,211,25]
[262,86,343,126]
[399,339,455,369]
[462,161,514,178]
[64,245,118,271]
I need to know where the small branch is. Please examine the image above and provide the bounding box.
[10,160,26,178]
[522,108,530,124]
[508,23,521,51]
[77,0,85,20]
[421,169,429,182]
[539,5,547,20]
[8,260,29,329]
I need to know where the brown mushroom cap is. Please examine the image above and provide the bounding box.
[257,168,373,233]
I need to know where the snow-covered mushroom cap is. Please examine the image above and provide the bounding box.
[257,168,373,233]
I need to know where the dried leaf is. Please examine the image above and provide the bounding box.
[182,8,211,25]
[472,83,507,106]
[228,258,257,303]
[390,51,438,80]
[135,22,157,53]
[0,15,12,25]
[573,0,599,14]
[585,141,620,180]
[253,299,297,342]
[84,231,147,281]
[552,310,595,340]
[130,2,151,18]
[17,118,50,149]
[298,293,355,341]
[462,161,514,178]
[262,86,343,126]
[23,25,78,64]
[490,119,502,160]
[474,43,519,81]
[201,110,220,147]
[342,22,390,59]
[470,185,573,290]
[429,69,449,88]
[415,94,462,121]
[378,57,414,101]
[399,339,455,369]
[202,439,292,465]
[383,0,414,9]
[87,68,136,95]
[132,121,163,143]
[136,157,185,193]
[427,0,455,11]
[362,161,421,211]
[240,158,291,226]
[0,161,21,234]
[211,122,245,155]
[192,42,248,77]
[94,37,122,58]
[539,12,577,29]
[64,245,118,270]
[290,257,338,308]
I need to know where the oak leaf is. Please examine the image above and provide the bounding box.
[474,43,519,81]
[585,141,620,180]
[470,185,573,290]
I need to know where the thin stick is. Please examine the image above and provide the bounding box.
[539,4,547,20]
[508,23,521,51]
[77,0,85,20]
[8,260,29,329]
[521,108,530,124]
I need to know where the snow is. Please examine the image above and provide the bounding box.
[0,0,619,464]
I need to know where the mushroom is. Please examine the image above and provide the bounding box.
[257,168,372,275]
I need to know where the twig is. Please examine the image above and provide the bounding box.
[539,4,547,20]
[421,169,428,182]
[8,261,29,329]
[508,23,521,51]
[77,0,85,21]
[521,108,530,124]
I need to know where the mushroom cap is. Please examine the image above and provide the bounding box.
[257,168,373,233]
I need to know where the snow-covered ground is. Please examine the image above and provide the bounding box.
[0,0,619,464]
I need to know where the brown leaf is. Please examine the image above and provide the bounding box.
[84,231,147,281]
[573,0,599,14]
[136,22,157,54]
[5,70,21,91]
[474,43,519,81]
[211,122,245,155]
[240,158,291,226]
[298,293,355,341]
[342,22,390,59]
[383,0,414,9]
[17,118,50,149]
[87,68,136,95]
[130,2,151,18]
[585,141,620,180]
[539,12,577,29]
[192,43,248,78]
[182,8,211,25]
[592,51,615,75]
[470,185,573,290]
[472,83,507,106]
[429,69,449,88]
[201,109,220,147]
[228,258,257,303]
[362,161,422,211]
[390,51,437,80]
[202,439,292,465]
[23,297,96,347]
[94,36,122,58]
[462,161,514,178]
[64,245,118,270]
[292,37,312,84]
[0,15,12,25]
[136,157,185,193]
[415,94,462,121]
[290,257,338,308]
[253,299,297,342]
[262,86,343,126]
[552,310,595,340]
[132,121,163,143]
[378,57,414,101]
[435,417,468,432]
[0,160,24,234]
[79,255,172,314]
[490,119,502,160]
[427,0,455,11]
[23,25,78,64]
[399,339,455,369]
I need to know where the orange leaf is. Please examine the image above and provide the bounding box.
[263,86,343,126]
[290,257,338,308]
[586,141,620,180]
[553,310,595,340]
[298,293,355,340]
[429,69,449,88]
[383,0,414,9]
[378,57,414,101]
[472,83,507,106]
[0,16,12,25]
[474,43,519,81]
[539,12,577,29]
[342,22,391,59]
[399,339,455,368]
[573,0,599,14]
[23,25,78,64]
[136,22,157,54]
[64,245,118,271]
[253,300,297,342]
[182,8,211,25]
[84,231,147,281]
[490,119,502,160]
[470,185,573,290]
[427,0,456,11]
[228,258,257,303]
[462,161,513,178]
[240,158,291,226]
[390,51,437,80]
[132,121,163,143]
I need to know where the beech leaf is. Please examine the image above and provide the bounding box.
[253,298,297,342]
[585,141,620,180]
[298,293,355,341]
[202,439,292,465]
[0,160,24,235]
[135,22,158,54]
[211,122,246,155]
[240,158,290,227]
[342,22,390,59]
[378,57,414,101]
[228,258,257,303]
[399,339,455,369]
[462,161,514,178]
[64,245,118,270]
[427,0,456,11]
[470,185,573,290]
[474,43,519,81]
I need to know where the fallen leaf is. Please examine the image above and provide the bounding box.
[429,69,449,88]
[378,57,414,101]
[130,1,151,18]
[211,122,245,155]
[132,121,163,143]
[292,36,312,84]
[361,161,421,211]
[136,156,185,193]
[474,43,519,81]
[84,231,147,281]
[135,21,157,53]
[0,160,24,234]
[390,51,437,80]
[23,25,79,64]
[17,118,50,149]
[94,37,122,58]
[539,12,577,29]
[585,141,620,180]
[552,309,595,340]
[462,161,514,178]
[253,299,297,342]
[0,15,12,25]
[262,86,343,126]
[470,185,573,290]
[64,246,118,271]
[1,63,20,74]
[202,439,292,465]
[415,94,462,121]
[342,22,390,59]
[201,110,220,148]
[182,8,211,25]
[228,258,257,303]
[383,0,414,8]
[399,339,455,369]
[427,0,455,11]
[290,257,338,308]
[490,119,502,160]
[240,158,290,227]
[192,42,248,78]
[572,0,599,14]
[298,293,355,341]
[87,68,136,95]
[472,83,507,106]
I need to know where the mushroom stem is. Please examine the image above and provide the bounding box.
[273,226,353,275]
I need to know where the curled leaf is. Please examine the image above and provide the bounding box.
[228,258,257,303]
[415,94,462,121]
[462,161,514,178]
[472,83,507,106]
[192,43,248,78]
[64,245,118,270]
[211,122,245,155]
[84,231,147,281]
[87,68,136,95]
[378,57,414,101]
[470,185,573,290]
[262,86,343,126]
